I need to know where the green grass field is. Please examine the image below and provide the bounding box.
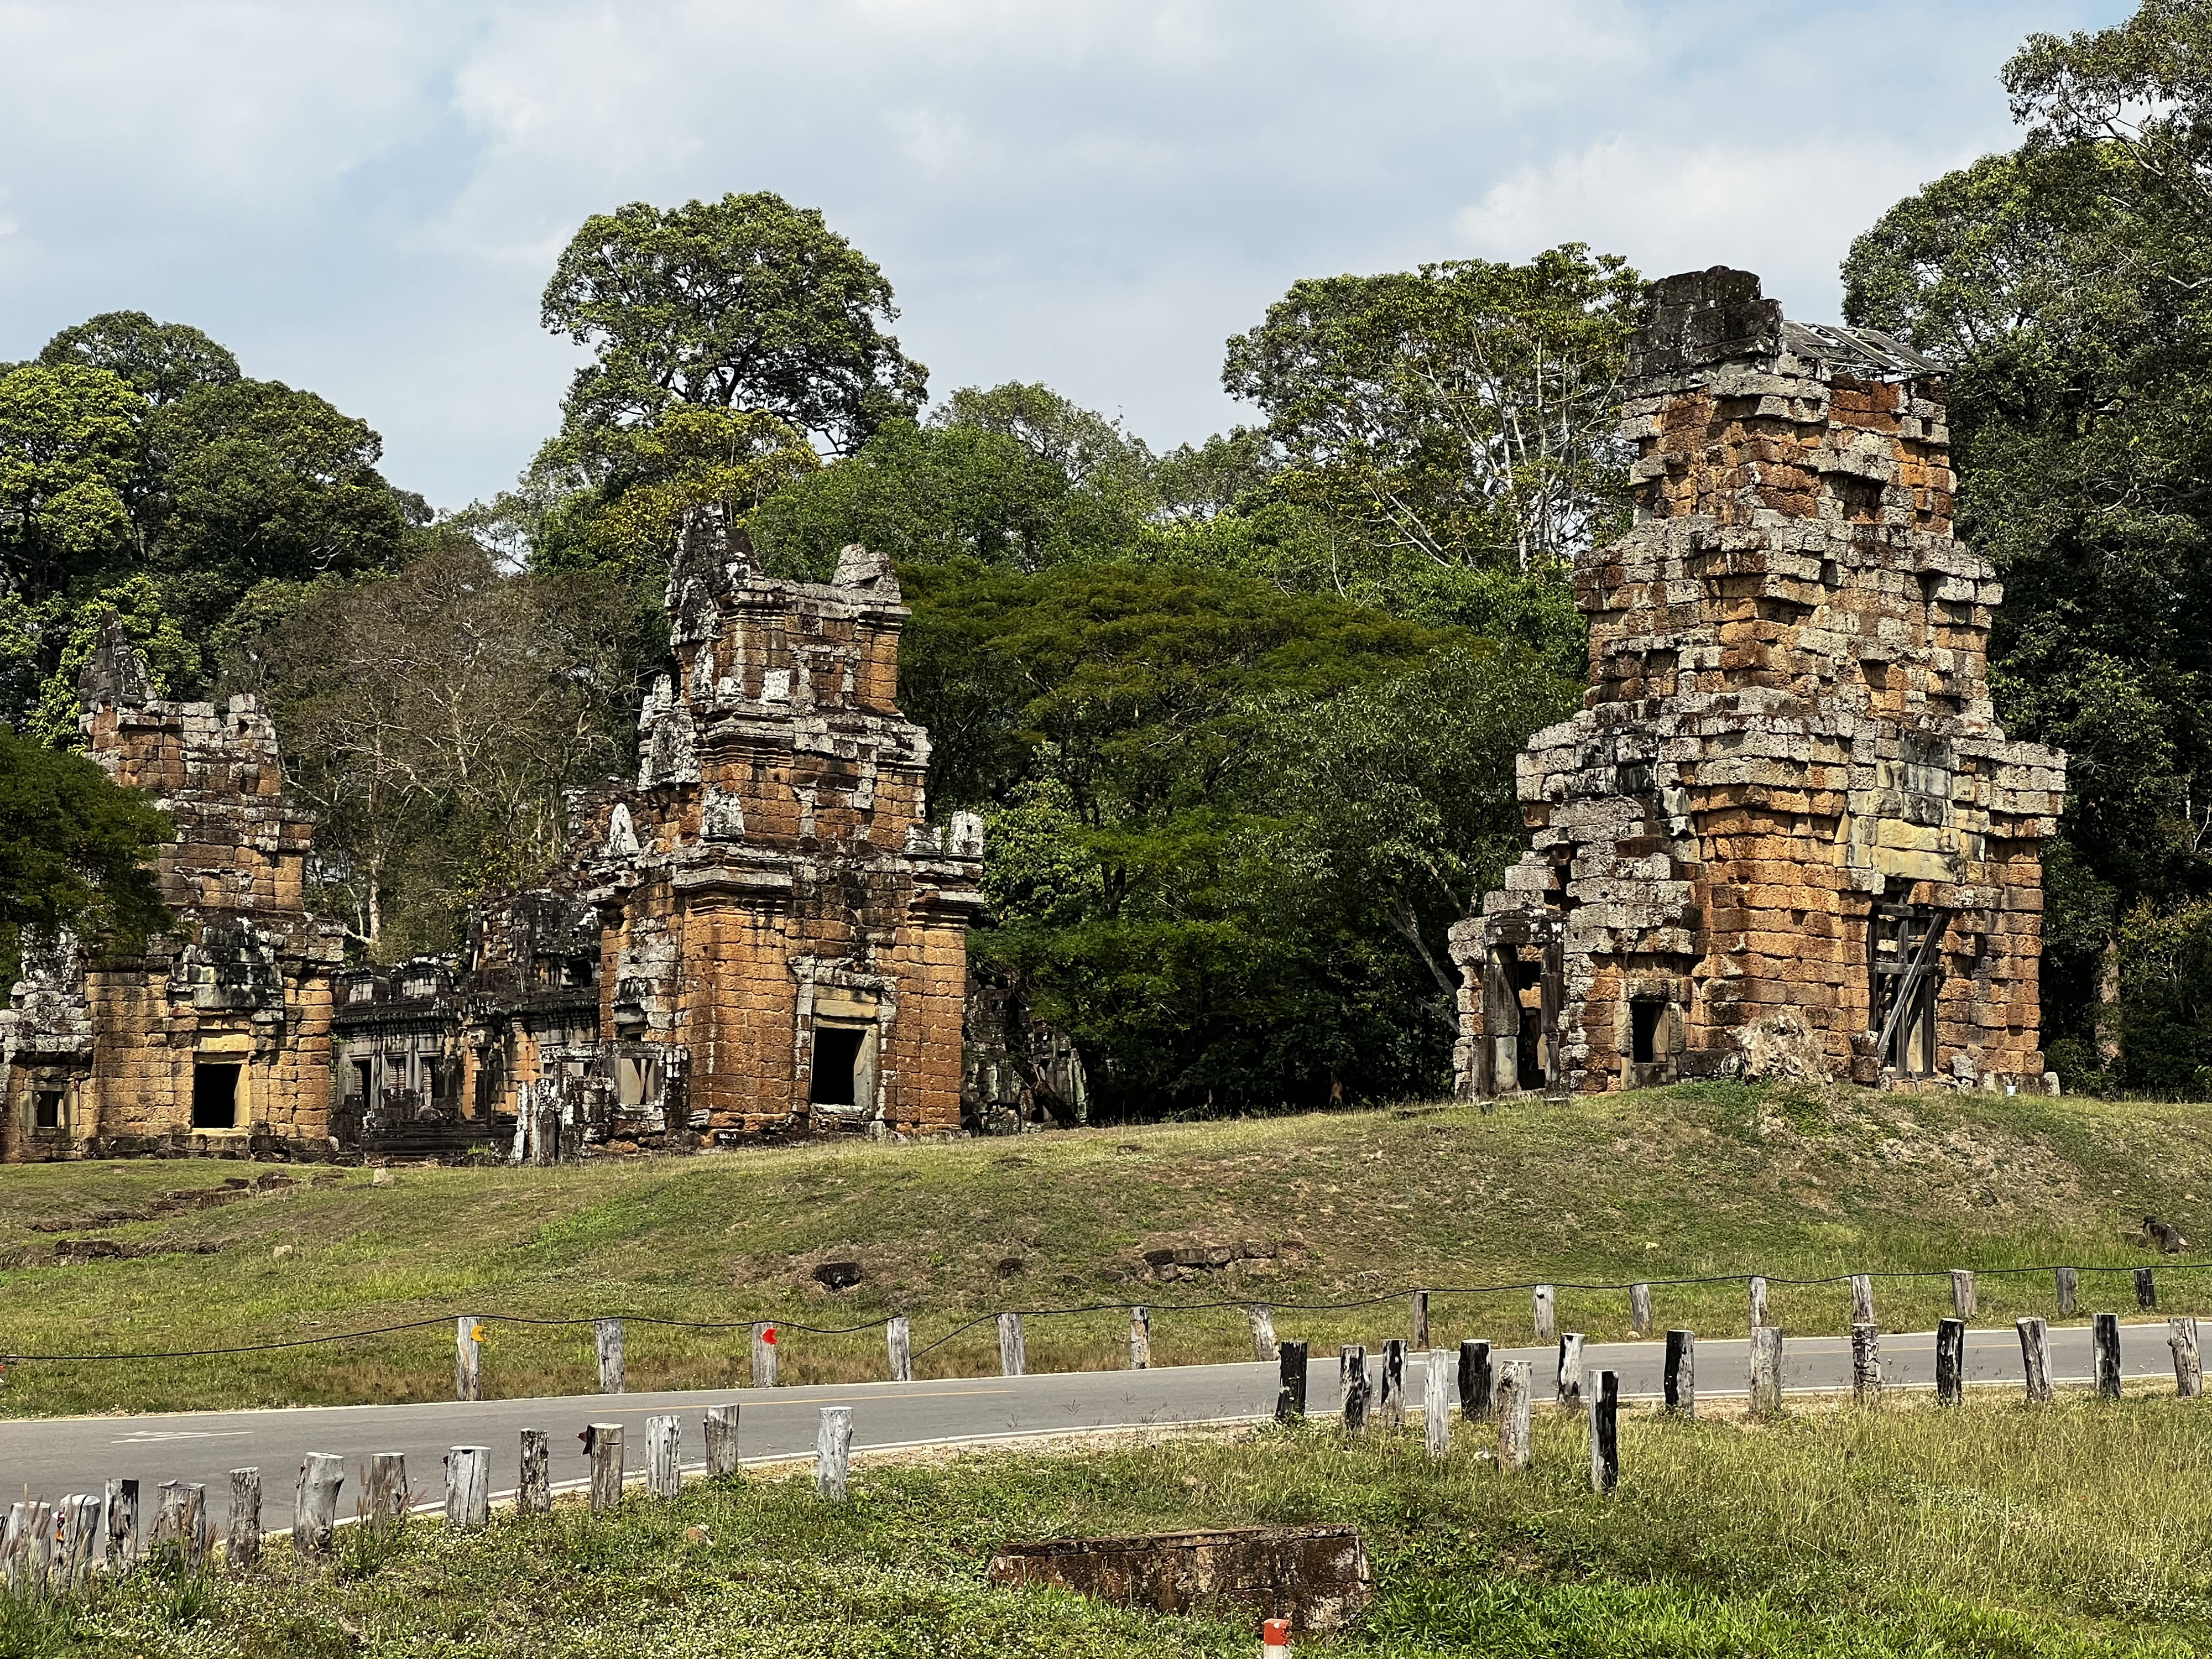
[7,1390,2212,1656]
[3,1081,2210,1416]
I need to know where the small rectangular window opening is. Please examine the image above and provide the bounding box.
[1631,999,1665,1065]
[809,1026,867,1108]
[33,1090,62,1130]
[192,1061,241,1130]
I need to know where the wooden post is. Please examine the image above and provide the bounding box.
[366,1454,409,1526]
[56,1495,100,1587]
[1556,1332,1585,1406]
[595,1318,625,1394]
[1588,1370,1620,1494]
[1851,1323,1882,1405]
[2170,1317,2203,1398]
[1410,1290,1431,1350]
[1496,1359,1532,1471]
[2137,1267,2158,1311]
[456,1316,483,1402]
[2056,1266,2078,1318]
[646,1415,681,1498]
[517,1429,550,1515]
[752,1322,779,1388]
[1747,1276,1769,1329]
[1950,1269,1976,1319]
[886,1316,912,1383]
[154,1481,207,1571]
[1458,1339,1493,1421]
[587,1423,623,1512]
[998,1312,1027,1378]
[293,1454,342,1562]
[1377,1339,1408,1429]
[1339,1345,1371,1433]
[1532,1285,1556,1343]
[1663,1329,1695,1416]
[2095,1312,2123,1399]
[226,1468,260,1568]
[1629,1283,1652,1338]
[105,1478,138,1575]
[705,1405,741,1477]
[1850,1274,1875,1328]
[1129,1306,1151,1370]
[1423,1349,1451,1458]
[1247,1306,1278,1361]
[1749,1326,1783,1418]
[445,1448,491,1529]
[1275,1340,1308,1423]
[1935,1317,1965,1407]
[816,1406,854,1502]
[4,1500,52,1592]
[2017,1316,2053,1404]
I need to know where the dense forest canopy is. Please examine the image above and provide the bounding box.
[7,1,2212,1107]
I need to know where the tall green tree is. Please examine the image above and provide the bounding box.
[0,723,172,984]
[38,311,240,408]
[0,362,142,602]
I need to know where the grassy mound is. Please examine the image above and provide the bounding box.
[4,1082,2211,1416]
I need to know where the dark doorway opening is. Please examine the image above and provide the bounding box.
[1631,999,1664,1065]
[808,1026,867,1108]
[192,1061,241,1129]
[1871,903,1948,1077]
[33,1090,62,1129]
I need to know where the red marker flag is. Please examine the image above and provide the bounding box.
[763,1326,778,1345]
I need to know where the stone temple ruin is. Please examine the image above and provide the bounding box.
[2,510,986,1160]
[1449,268,2065,1099]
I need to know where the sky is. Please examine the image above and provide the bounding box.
[0,1,2130,512]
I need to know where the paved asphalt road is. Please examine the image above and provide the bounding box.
[0,1321,2185,1525]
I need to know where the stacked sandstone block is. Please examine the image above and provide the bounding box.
[1449,268,2064,1098]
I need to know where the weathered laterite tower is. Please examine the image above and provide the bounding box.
[1449,268,2065,1098]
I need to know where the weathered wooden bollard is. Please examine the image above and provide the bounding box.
[816,1406,854,1502]
[1556,1332,1585,1406]
[2137,1267,2158,1312]
[2095,1312,2123,1399]
[1339,1345,1371,1432]
[753,1322,779,1388]
[293,1454,342,1562]
[456,1316,483,1402]
[1423,1349,1451,1458]
[886,1316,912,1382]
[1629,1282,1652,1338]
[446,1448,491,1529]
[1588,1370,1620,1495]
[1458,1339,1493,1420]
[998,1312,1027,1378]
[647,1415,682,1498]
[1748,1276,1769,1329]
[596,1318,625,1394]
[1248,1305,1278,1361]
[1934,1318,1965,1406]
[105,1477,139,1575]
[1275,1340,1308,1423]
[2169,1317,2202,1398]
[1378,1339,1408,1429]
[1410,1290,1431,1350]
[586,1423,624,1512]
[2056,1266,2078,1318]
[1496,1360,1533,1471]
[153,1481,208,1571]
[1749,1326,1783,1418]
[705,1404,741,1477]
[366,1454,409,1526]
[56,1495,100,1587]
[1532,1285,1556,1343]
[2017,1317,2054,1404]
[518,1429,550,1515]
[4,1500,53,1590]
[1850,1274,1876,1328]
[1950,1269,1977,1319]
[227,1467,261,1567]
[1129,1306,1152,1370]
[1663,1328,1695,1415]
[1851,1323,1882,1405]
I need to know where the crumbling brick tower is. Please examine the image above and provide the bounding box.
[1,622,344,1159]
[555,505,984,1142]
[1448,268,2065,1098]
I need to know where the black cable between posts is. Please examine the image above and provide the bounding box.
[0,1256,2202,1365]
